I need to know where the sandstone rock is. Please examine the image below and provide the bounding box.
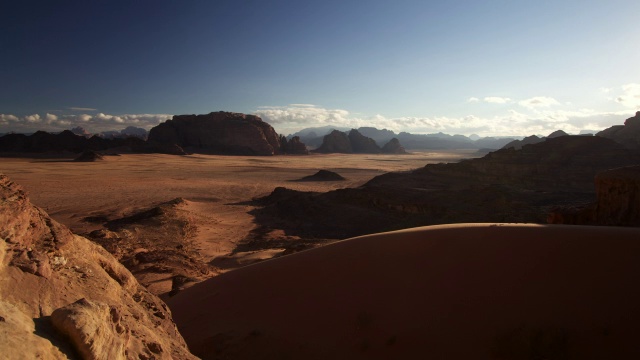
[381,138,407,154]
[74,150,105,162]
[147,111,282,155]
[0,174,196,359]
[51,299,128,360]
[314,130,353,153]
[348,129,381,153]
[295,170,346,182]
[280,135,308,154]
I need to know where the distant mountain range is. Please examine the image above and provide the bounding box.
[288,126,519,150]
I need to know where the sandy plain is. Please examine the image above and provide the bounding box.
[0,150,476,288]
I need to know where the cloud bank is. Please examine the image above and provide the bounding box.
[0,113,173,134]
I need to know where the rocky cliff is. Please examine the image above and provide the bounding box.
[147,111,284,155]
[549,165,640,226]
[0,174,196,359]
[252,135,640,240]
[597,111,640,149]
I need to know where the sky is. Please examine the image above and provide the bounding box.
[1,0,639,136]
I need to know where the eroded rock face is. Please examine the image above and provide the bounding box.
[280,135,309,154]
[0,174,196,359]
[148,111,282,155]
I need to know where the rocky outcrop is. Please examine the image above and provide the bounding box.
[548,165,640,226]
[597,111,640,149]
[594,166,640,225]
[381,138,407,154]
[348,129,381,153]
[314,130,353,153]
[548,130,569,138]
[314,129,405,154]
[251,135,640,240]
[74,150,104,162]
[0,174,196,359]
[280,135,308,154]
[147,111,283,155]
[295,170,346,182]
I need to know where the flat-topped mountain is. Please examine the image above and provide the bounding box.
[148,111,285,155]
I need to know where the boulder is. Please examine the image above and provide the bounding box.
[147,111,282,155]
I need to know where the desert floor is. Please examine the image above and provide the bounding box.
[1,150,476,280]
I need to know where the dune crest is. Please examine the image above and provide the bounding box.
[168,223,640,359]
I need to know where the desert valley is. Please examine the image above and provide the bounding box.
[1,110,640,359]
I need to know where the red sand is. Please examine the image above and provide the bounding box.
[167,223,640,359]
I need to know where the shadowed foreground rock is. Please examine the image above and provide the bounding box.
[0,174,196,359]
[549,165,640,226]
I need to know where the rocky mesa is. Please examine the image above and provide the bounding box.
[148,111,286,155]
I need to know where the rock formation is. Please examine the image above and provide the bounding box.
[348,129,381,153]
[280,135,309,154]
[549,165,640,226]
[251,135,640,240]
[314,129,406,154]
[295,170,346,182]
[85,198,211,297]
[314,130,353,153]
[147,111,283,155]
[547,129,569,138]
[74,150,105,162]
[381,138,407,154]
[597,111,640,149]
[0,174,196,359]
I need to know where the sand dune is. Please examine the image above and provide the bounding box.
[167,223,640,359]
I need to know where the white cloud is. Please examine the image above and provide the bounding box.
[467,97,480,103]
[24,114,41,123]
[0,113,173,134]
[614,83,640,108]
[45,113,58,123]
[518,96,560,109]
[483,97,512,104]
[256,104,636,137]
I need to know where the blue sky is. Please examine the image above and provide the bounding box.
[1,0,639,136]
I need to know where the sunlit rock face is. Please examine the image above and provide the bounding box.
[148,111,283,155]
[0,174,196,359]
